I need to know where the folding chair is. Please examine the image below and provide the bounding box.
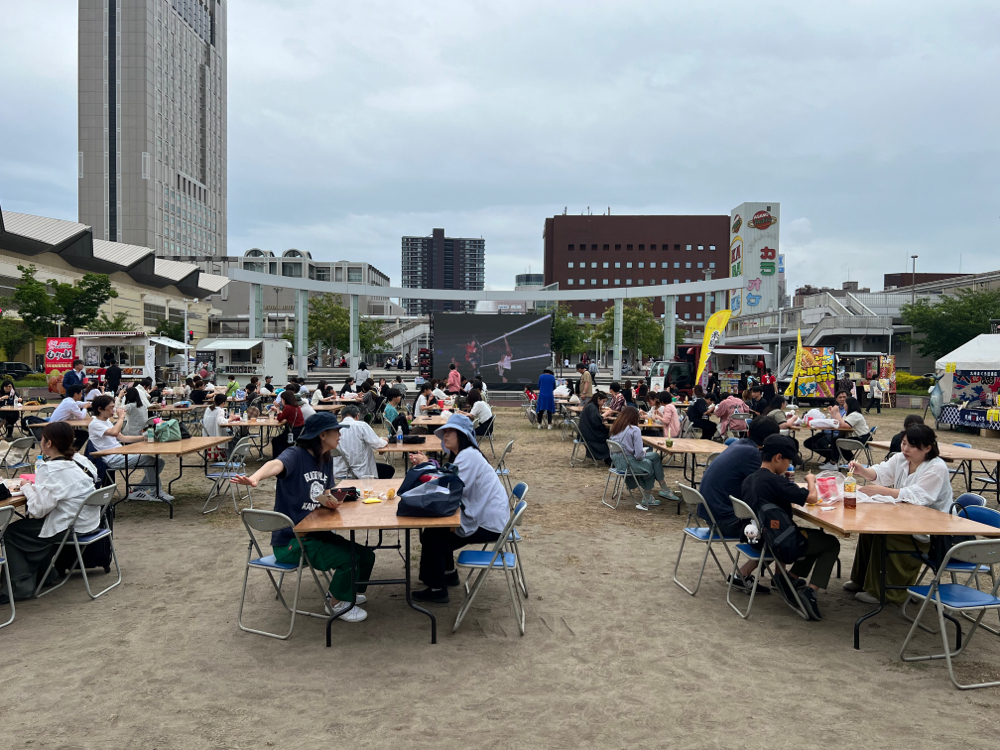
[479,416,496,457]
[453,500,527,636]
[900,539,1000,689]
[834,438,872,470]
[34,486,121,600]
[726,496,809,621]
[2,436,35,478]
[238,509,329,640]
[202,437,254,514]
[494,440,514,495]
[507,482,529,597]
[0,506,15,629]
[671,484,739,596]
[602,440,650,510]
[726,413,753,439]
[569,420,601,468]
[950,443,997,494]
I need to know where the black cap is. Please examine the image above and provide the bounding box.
[763,434,801,465]
[298,412,350,441]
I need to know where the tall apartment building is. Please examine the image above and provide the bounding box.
[78,0,227,257]
[542,215,730,324]
[401,228,485,315]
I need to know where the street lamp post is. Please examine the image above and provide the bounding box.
[910,255,918,370]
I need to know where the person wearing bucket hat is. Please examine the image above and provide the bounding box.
[231,413,375,623]
[740,434,838,621]
[408,413,511,604]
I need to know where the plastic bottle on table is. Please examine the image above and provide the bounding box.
[396,425,403,445]
[147,427,155,443]
[844,468,857,509]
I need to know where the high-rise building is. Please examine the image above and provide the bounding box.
[542,214,730,324]
[401,228,485,315]
[78,0,227,258]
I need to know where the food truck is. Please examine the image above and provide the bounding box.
[44,332,191,392]
[194,338,290,387]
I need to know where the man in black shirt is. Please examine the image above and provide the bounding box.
[687,389,717,441]
[740,434,839,621]
[747,385,767,416]
[105,361,122,393]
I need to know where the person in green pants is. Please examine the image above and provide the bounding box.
[231,412,375,623]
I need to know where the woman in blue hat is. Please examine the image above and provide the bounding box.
[408,414,510,604]
[231,412,375,623]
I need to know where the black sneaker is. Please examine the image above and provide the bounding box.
[800,587,823,621]
[412,587,450,604]
[743,574,771,595]
[792,577,808,590]
[444,571,460,587]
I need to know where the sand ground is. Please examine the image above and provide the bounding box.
[2,407,1000,749]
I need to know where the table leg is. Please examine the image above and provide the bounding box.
[326,530,359,647]
[854,536,886,650]
[404,529,437,644]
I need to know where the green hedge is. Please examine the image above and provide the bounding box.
[895,372,932,392]
[11,374,48,388]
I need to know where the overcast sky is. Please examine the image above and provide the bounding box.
[2,1,998,293]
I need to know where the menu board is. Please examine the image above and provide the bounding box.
[794,346,836,399]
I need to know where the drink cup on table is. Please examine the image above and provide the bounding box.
[362,475,375,498]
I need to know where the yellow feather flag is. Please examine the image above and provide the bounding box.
[784,329,803,397]
[695,309,732,387]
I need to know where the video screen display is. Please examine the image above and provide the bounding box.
[432,313,553,388]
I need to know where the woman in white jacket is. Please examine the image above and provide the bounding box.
[2,422,100,601]
[845,424,953,605]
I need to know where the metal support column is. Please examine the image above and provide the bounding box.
[249,283,263,340]
[295,290,308,379]
[349,294,360,376]
[613,298,623,381]
[663,296,676,361]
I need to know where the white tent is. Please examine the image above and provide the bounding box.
[934,334,1000,401]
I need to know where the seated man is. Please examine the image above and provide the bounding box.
[889,414,924,454]
[382,388,409,436]
[48,385,89,423]
[686,388,717,440]
[696,416,779,593]
[189,379,209,405]
[332,405,394,479]
[747,385,767,417]
[741,434,839,621]
[87,395,171,502]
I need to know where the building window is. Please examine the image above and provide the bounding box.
[591,262,597,268]
[696,295,703,302]
[568,244,574,251]
[603,262,609,268]
[626,244,633,251]
[568,262,574,269]
[685,262,692,268]
[282,263,302,278]
[603,244,609,251]
[168,307,185,325]
[626,262,632,268]
[673,279,680,284]
[638,244,645,251]
[590,313,596,319]
[638,262,644,268]
[603,279,609,285]
[614,279,621,285]
[615,262,621,268]
[615,244,621,251]
[674,262,680,269]
[686,244,692,251]
[591,279,597,285]
[684,313,691,320]
[637,279,644,285]
[315,268,330,281]
[709,262,716,268]
[335,267,343,282]
[650,245,657,251]
[698,244,704,251]
[626,279,632,285]
[579,279,585,286]
[579,313,585,319]
[661,279,667,284]
[697,262,704,268]
[143,303,166,327]
[684,295,691,302]
[649,262,656,269]
[696,313,703,320]
[686,278,691,283]
[567,279,574,285]
[709,245,716,251]
[347,267,362,282]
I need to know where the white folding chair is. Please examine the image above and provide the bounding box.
[494,440,514,495]
[34,486,121,600]
[0,506,15,629]
[238,509,329,640]
[900,539,1000,689]
[568,420,601,468]
[2,436,35,478]
[479,416,497,457]
[726,412,753,439]
[203,437,254,514]
[672,484,739,596]
[602,440,650,510]
[726,495,809,621]
[453,500,527,636]
[835,438,873,469]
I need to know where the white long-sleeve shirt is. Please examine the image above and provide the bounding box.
[22,454,101,537]
[49,397,88,423]
[452,446,510,537]
[332,416,387,479]
[870,454,953,512]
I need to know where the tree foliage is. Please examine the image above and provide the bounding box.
[900,289,1000,359]
[305,293,388,356]
[0,312,35,362]
[595,299,665,359]
[10,265,118,335]
[550,304,584,363]
[91,312,139,332]
[154,319,186,342]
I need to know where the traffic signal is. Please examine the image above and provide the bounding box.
[187,330,194,342]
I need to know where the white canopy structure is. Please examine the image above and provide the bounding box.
[934,334,1000,401]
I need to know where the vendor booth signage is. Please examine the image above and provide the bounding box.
[791,345,835,399]
[45,337,77,393]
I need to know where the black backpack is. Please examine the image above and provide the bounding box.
[755,501,807,564]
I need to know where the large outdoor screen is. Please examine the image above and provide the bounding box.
[432,313,553,388]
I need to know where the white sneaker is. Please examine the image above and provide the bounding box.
[329,601,367,622]
[326,594,366,612]
[855,591,879,605]
[819,462,838,471]
[157,491,174,503]
[127,490,156,502]
[547,424,553,430]
[536,423,542,430]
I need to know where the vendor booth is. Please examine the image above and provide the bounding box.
[71,331,191,388]
[711,347,771,395]
[935,334,1000,432]
[836,352,896,407]
[195,338,290,387]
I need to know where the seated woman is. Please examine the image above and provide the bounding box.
[605,382,626,415]
[0,380,18,438]
[646,392,681,438]
[270,391,306,458]
[231,413,372,622]
[382,388,409,436]
[714,392,750,438]
[608,406,675,508]
[464,389,493,434]
[579,392,611,465]
[813,396,869,469]
[3,422,100,601]
[83,382,104,403]
[763,394,798,431]
[622,380,636,406]
[410,414,510,604]
[845,424,952,605]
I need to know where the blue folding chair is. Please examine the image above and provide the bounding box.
[672,484,739,596]
[900,539,1000,689]
[2,437,35,479]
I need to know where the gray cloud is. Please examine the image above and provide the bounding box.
[3,0,999,292]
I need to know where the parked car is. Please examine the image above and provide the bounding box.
[0,362,35,380]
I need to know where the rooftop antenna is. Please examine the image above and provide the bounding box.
[563,206,567,215]
[608,206,611,215]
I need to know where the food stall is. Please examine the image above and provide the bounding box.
[935,334,1000,433]
[711,347,771,395]
[73,331,191,387]
[195,338,290,387]
[835,352,895,407]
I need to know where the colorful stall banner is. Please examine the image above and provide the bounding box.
[880,355,896,394]
[784,329,803,397]
[45,337,77,393]
[695,309,732,387]
[785,333,835,399]
[951,371,1000,406]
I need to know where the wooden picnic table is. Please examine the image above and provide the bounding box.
[376,440,444,455]
[92,436,231,517]
[642,436,726,487]
[295,477,460,647]
[410,414,450,427]
[312,404,344,412]
[793,501,1000,649]
[0,404,55,413]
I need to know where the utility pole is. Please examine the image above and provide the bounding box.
[909,255,918,372]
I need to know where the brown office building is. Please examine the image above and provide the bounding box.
[542,214,730,324]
